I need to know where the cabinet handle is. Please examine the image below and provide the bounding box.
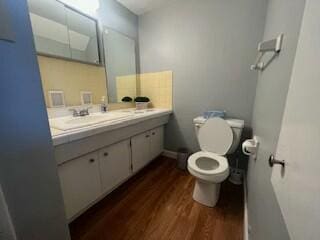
[146,135,150,138]
[152,132,155,135]
[89,158,95,163]
[104,152,108,157]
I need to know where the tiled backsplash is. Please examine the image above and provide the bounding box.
[138,71,173,109]
[116,74,137,102]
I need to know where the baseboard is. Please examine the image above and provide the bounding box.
[244,174,249,240]
[162,150,178,159]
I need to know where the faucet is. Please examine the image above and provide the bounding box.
[69,107,91,117]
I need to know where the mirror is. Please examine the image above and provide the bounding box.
[66,8,100,64]
[28,0,71,58]
[103,28,137,103]
[28,0,100,65]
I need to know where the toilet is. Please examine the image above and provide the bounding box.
[188,116,244,207]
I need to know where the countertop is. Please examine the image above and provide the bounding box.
[49,108,172,146]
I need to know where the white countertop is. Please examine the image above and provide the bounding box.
[49,108,172,146]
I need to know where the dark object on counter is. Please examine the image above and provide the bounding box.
[134,96,150,102]
[122,96,133,102]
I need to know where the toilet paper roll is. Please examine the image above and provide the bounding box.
[242,139,258,156]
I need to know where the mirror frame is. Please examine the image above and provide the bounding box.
[102,26,138,104]
[36,0,103,66]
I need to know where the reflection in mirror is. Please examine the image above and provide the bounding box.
[103,28,137,103]
[66,8,100,64]
[28,0,101,65]
[28,0,71,58]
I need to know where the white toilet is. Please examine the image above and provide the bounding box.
[187,116,244,207]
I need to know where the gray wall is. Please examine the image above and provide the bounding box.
[0,0,70,239]
[98,0,138,41]
[139,0,268,152]
[247,0,306,239]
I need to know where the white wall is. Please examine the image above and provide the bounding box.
[247,0,306,239]
[271,1,320,239]
[139,0,268,151]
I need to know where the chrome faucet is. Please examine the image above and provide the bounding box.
[69,107,91,117]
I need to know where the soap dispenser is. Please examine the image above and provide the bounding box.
[101,96,107,112]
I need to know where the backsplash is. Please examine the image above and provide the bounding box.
[116,74,137,102]
[38,56,107,107]
[138,71,173,109]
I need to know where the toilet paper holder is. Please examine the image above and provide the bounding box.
[242,136,259,160]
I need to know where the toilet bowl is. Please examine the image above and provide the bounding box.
[187,117,244,207]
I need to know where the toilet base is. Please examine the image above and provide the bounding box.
[192,180,221,207]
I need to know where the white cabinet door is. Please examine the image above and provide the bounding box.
[131,131,151,173]
[99,140,131,194]
[150,126,164,160]
[58,152,101,219]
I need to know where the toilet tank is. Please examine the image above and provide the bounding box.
[193,116,244,154]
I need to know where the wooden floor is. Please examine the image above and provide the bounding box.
[69,156,244,240]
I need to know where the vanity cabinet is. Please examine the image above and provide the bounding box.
[58,152,101,219]
[150,127,164,160]
[99,140,131,194]
[131,126,164,173]
[57,124,165,221]
[131,131,151,173]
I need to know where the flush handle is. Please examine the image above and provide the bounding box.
[269,154,285,167]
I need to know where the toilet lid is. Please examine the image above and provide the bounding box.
[198,118,233,155]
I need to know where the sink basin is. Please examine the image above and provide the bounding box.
[50,112,133,131]
[65,115,110,125]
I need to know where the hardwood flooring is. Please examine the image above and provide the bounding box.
[69,156,244,240]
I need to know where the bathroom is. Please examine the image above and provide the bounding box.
[1,0,319,239]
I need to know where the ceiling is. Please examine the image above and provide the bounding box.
[116,0,169,15]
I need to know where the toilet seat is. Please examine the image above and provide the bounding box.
[188,151,229,176]
[188,118,232,183]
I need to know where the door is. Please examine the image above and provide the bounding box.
[150,126,164,160]
[99,140,131,194]
[271,1,320,239]
[131,131,151,173]
[58,152,101,219]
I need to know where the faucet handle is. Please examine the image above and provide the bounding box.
[79,107,91,116]
[69,108,79,117]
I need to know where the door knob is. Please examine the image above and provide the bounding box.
[269,154,285,167]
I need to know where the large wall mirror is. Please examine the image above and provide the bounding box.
[103,28,137,103]
[27,0,140,108]
[28,0,100,65]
